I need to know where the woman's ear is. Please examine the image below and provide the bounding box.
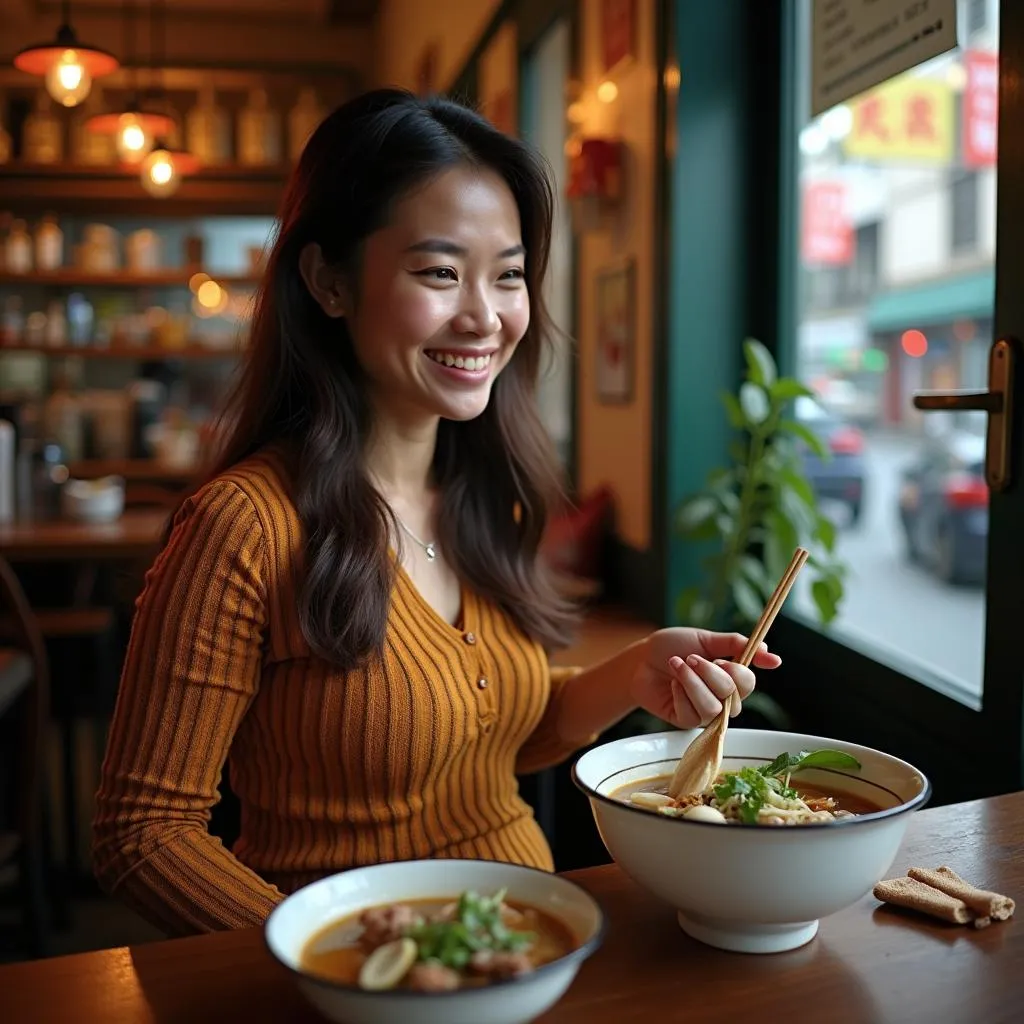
[299,242,350,319]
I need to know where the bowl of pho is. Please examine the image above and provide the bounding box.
[572,729,929,954]
[264,858,605,1024]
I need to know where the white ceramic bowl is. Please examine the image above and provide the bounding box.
[264,859,605,1024]
[573,729,930,955]
[60,476,125,523]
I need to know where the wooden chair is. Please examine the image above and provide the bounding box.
[0,563,117,893]
[0,554,51,957]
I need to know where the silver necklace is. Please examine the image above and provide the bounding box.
[394,513,438,562]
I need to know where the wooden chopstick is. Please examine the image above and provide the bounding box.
[736,547,809,668]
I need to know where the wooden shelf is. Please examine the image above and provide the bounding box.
[68,459,194,482]
[0,342,241,360]
[0,270,260,288]
[0,163,288,217]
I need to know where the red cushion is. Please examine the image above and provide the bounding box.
[541,486,615,580]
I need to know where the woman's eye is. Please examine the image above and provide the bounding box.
[417,267,458,282]
[500,268,525,282]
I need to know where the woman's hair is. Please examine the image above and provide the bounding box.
[185,88,577,668]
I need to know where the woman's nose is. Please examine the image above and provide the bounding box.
[453,290,501,337]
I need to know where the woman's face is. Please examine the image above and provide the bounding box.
[337,165,530,427]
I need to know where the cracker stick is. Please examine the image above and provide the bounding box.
[908,866,1015,922]
[873,877,972,925]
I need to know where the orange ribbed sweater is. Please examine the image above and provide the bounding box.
[93,450,583,937]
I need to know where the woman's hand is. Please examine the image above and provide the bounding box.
[630,628,782,729]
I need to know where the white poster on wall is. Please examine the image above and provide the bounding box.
[811,0,958,117]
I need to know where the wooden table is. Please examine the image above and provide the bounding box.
[0,510,167,562]
[2,793,1022,1024]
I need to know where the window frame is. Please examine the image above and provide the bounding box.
[767,0,1024,805]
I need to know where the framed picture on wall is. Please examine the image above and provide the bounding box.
[595,259,635,404]
[600,0,637,75]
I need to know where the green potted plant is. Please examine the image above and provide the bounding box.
[621,339,847,737]
[674,338,847,633]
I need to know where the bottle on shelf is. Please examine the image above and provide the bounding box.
[238,88,281,166]
[73,86,116,165]
[35,213,64,271]
[5,219,33,274]
[66,292,95,347]
[44,298,67,347]
[187,85,231,166]
[0,295,24,347]
[43,365,84,463]
[23,91,64,164]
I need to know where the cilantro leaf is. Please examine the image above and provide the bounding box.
[713,767,771,823]
[405,890,535,969]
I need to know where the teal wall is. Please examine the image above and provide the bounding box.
[664,0,753,621]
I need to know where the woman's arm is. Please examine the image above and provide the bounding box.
[93,479,284,936]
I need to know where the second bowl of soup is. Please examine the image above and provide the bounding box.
[573,729,929,954]
[264,858,605,1024]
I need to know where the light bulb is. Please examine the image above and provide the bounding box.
[116,113,153,164]
[140,147,180,197]
[44,49,92,107]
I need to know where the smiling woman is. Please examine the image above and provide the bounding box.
[92,88,780,938]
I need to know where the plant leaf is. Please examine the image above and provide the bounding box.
[717,488,740,514]
[721,391,745,430]
[780,485,815,535]
[730,576,764,623]
[770,378,815,401]
[707,467,736,491]
[675,495,717,532]
[779,467,817,508]
[743,338,777,388]
[676,587,714,627]
[779,419,830,459]
[815,514,837,553]
[739,382,770,425]
[729,440,750,464]
[811,578,840,624]
[738,554,772,598]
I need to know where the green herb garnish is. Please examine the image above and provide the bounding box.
[758,749,862,778]
[404,889,534,970]
[713,767,771,823]
[712,750,862,824]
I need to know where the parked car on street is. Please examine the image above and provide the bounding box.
[794,397,867,526]
[897,414,988,586]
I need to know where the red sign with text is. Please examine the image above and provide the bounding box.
[963,51,998,168]
[802,181,853,266]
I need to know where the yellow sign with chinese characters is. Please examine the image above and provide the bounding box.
[844,77,953,164]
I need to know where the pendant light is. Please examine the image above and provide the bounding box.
[137,0,198,197]
[14,0,119,108]
[140,138,198,197]
[85,0,174,163]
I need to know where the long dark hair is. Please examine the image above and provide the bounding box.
[184,88,577,668]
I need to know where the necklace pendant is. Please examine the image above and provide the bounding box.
[424,543,437,562]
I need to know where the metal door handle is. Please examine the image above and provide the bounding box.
[912,337,1016,491]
